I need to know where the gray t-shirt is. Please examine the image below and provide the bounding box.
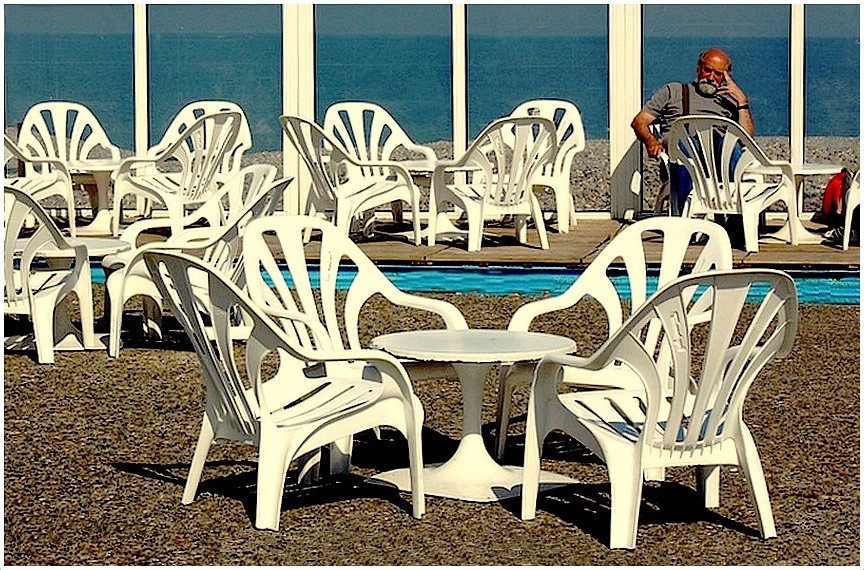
[642,81,740,137]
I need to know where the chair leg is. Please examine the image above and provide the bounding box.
[530,194,550,249]
[843,205,858,251]
[520,395,549,521]
[107,275,125,358]
[555,189,570,234]
[607,455,643,550]
[31,301,56,364]
[743,213,761,253]
[328,436,353,475]
[73,272,96,349]
[255,431,294,531]
[141,297,163,341]
[182,413,215,504]
[297,449,322,485]
[494,371,514,460]
[697,465,721,508]
[406,400,426,518]
[515,214,528,244]
[467,218,483,252]
[737,429,777,539]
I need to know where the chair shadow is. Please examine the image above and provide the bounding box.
[497,479,759,546]
[488,417,759,545]
[111,425,460,526]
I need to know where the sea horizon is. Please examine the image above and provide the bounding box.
[4,33,860,151]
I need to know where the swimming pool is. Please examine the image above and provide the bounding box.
[91,263,860,305]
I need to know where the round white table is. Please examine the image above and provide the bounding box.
[369,329,578,502]
[67,158,125,236]
[746,162,842,244]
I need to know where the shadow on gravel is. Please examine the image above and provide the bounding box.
[497,480,759,546]
[111,434,428,527]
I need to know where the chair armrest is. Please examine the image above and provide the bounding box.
[115,155,159,176]
[401,142,438,163]
[304,347,418,404]
[375,284,469,330]
[117,216,174,246]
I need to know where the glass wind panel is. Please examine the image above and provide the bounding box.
[467,4,609,211]
[4,4,134,149]
[148,4,282,151]
[643,5,790,136]
[315,4,452,146]
[805,5,860,138]
[803,5,859,209]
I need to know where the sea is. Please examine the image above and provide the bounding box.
[4,34,860,151]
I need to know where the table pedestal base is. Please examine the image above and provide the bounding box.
[761,217,825,245]
[367,452,577,496]
[76,209,115,236]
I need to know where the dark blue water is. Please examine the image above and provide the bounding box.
[4,34,860,150]
[89,263,859,305]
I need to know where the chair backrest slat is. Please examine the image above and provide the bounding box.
[589,269,798,453]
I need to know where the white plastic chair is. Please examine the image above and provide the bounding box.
[4,134,78,236]
[843,170,859,251]
[495,217,733,459]
[4,186,96,363]
[429,116,556,252]
[16,101,123,233]
[151,100,252,187]
[324,101,436,226]
[241,214,468,471]
[667,115,798,253]
[16,101,122,166]
[508,99,585,233]
[521,268,798,549]
[143,249,426,530]
[280,114,422,245]
[104,165,283,357]
[110,110,242,236]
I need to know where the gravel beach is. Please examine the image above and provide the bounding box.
[3,287,859,566]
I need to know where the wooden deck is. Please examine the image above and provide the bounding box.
[299,216,860,271]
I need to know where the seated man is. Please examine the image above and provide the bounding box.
[631,47,755,215]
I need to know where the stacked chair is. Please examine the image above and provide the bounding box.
[428,116,557,252]
[4,186,96,363]
[323,101,436,229]
[280,115,423,245]
[111,110,243,236]
[507,99,585,233]
[15,101,124,235]
[104,165,284,356]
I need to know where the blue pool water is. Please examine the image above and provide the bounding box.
[92,264,859,305]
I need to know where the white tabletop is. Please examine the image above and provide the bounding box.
[396,159,439,173]
[372,329,576,364]
[14,236,130,258]
[746,162,842,176]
